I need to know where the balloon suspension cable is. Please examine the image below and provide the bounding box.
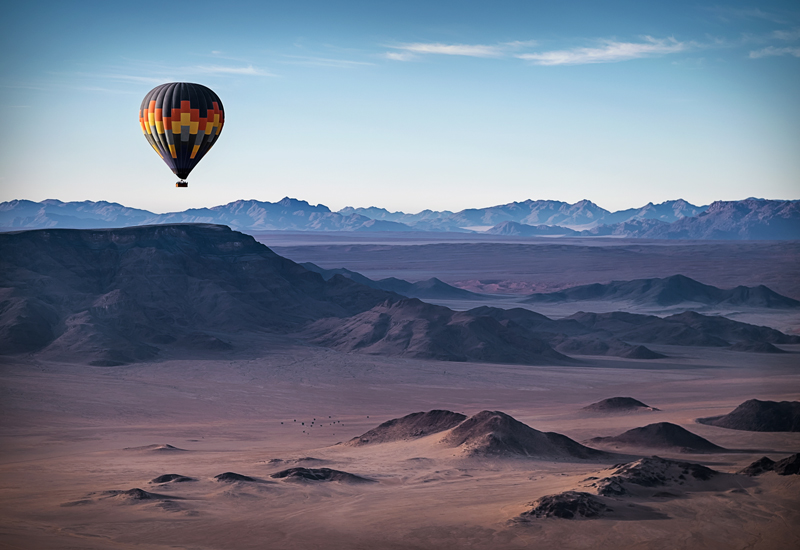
[176,180,188,188]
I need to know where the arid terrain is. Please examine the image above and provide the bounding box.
[1,227,799,549]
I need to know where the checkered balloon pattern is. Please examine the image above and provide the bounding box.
[139,82,224,181]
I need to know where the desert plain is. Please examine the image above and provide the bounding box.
[1,231,799,549]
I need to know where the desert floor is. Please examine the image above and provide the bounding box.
[1,340,799,550]
[1,235,798,549]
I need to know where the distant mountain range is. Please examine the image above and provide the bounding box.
[1,197,798,240]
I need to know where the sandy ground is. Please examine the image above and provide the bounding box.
[2,233,798,549]
[1,338,799,550]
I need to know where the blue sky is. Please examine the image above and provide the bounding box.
[1,1,798,214]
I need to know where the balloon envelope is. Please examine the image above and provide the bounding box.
[139,82,225,181]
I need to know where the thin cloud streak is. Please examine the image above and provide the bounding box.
[517,37,687,65]
[749,46,800,58]
[705,6,789,25]
[385,51,416,61]
[193,64,274,76]
[279,55,374,68]
[772,28,800,41]
[390,42,506,58]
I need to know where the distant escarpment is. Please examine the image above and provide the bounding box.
[346,410,467,446]
[522,274,800,309]
[302,262,483,300]
[0,224,398,365]
[698,400,800,432]
[454,306,797,354]
[587,423,725,453]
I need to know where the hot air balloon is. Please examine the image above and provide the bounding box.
[139,82,224,188]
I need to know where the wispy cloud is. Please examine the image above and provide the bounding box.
[516,37,687,65]
[749,46,800,58]
[384,51,416,61]
[388,42,506,58]
[193,64,273,76]
[705,6,789,25]
[100,73,169,84]
[279,55,374,68]
[773,28,800,41]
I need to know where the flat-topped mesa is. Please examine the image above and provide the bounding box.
[698,399,800,432]
[588,422,725,453]
[346,410,467,446]
[440,410,605,459]
[582,397,658,413]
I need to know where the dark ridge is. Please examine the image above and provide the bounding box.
[214,472,256,482]
[588,422,725,453]
[520,491,610,519]
[582,397,657,413]
[306,299,571,366]
[590,457,717,496]
[347,410,467,446]
[739,454,800,476]
[697,400,800,432]
[123,444,186,452]
[269,467,375,484]
[564,310,799,348]
[739,457,776,476]
[774,454,800,475]
[440,410,605,459]
[150,474,195,484]
[553,337,665,359]
[301,263,482,300]
[484,220,578,237]
[522,274,800,309]
[104,488,176,501]
[728,341,786,354]
[121,488,155,500]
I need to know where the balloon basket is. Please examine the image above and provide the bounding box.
[176,181,188,188]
